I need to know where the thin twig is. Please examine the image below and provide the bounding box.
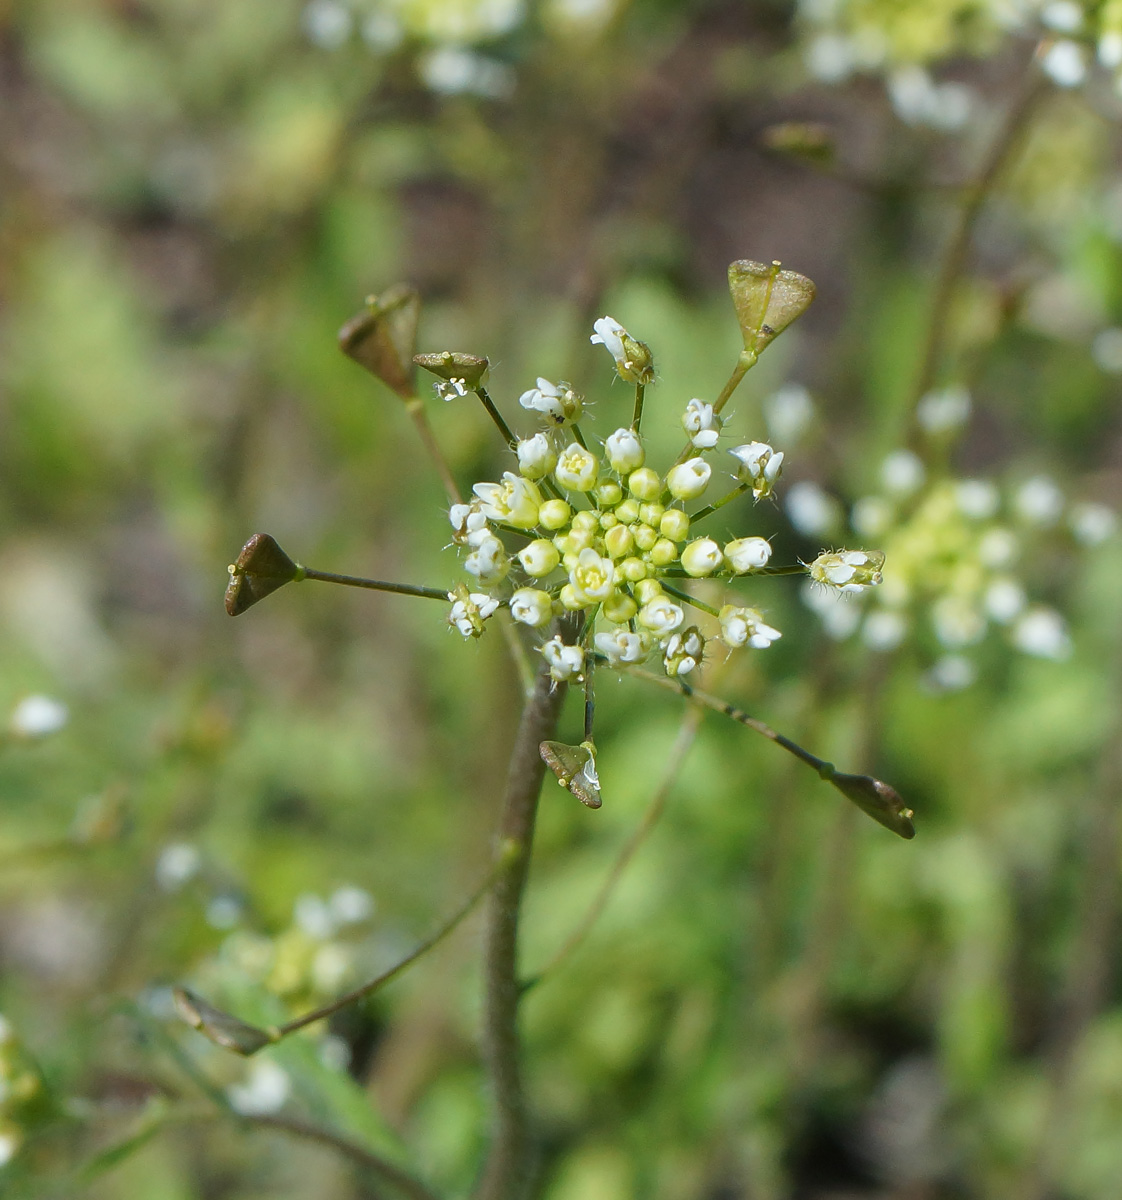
[404,396,462,505]
[474,386,519,450]
[301,569,449,602]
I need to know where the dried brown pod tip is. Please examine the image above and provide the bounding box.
[225,533,303,616]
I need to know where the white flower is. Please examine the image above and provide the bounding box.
[448,590,500,637]
[729,441,783,499]
[590,316,653,383]
[680,538,722,577]
[663,627,704,676]
[924,654,977,692]
[449,502,491,547]
[604,427,645,474]
[809,549,884,592]
[519,378,582,425]
[978,527,1018,567]
[10,694,68,738]
[666,457,711,501]
[719,605,781,649]
[955,479,999,520]
[1070,502,1116,545]
[518,538,561,577]
[862,609,907,651]
[516,434,557,481]
[881,450,925,497]
[155,843,201,892]
[463,534,510,585]
[1015,475,1064,525]
[541,637,585,682]
[434,378,470,401]
[637,596,684,636]
[984,578,1027,624]
[917,386,971,433]
[786,480,839,536]
[931,594,986,647]
[1012,607,1072,660]
[682,398,722,449]
[852,496,893,538]
[473,472,543,530]
[1040,39,1087,88]
[764,382,814,446]
[1099,31,1122,68]
[568,548,615,604]
[228,1059,291,1116]
[724,536,772,573]
[330,886,375,924]
[510,588,553,628]
[594,628,650,667]
[554,443,599,492]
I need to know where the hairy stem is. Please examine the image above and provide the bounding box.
[475,631,575,1200]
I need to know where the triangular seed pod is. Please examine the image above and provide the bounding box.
[338,283,421,399]
[413,351,491,387]
[829,770,915,840]
[728,260,816,355]
[225,533,303,616]
[540,740,602,809]
[173,988,275,1056]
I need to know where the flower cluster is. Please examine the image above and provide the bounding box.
[797,424,1115,686]
[444,312,883,684]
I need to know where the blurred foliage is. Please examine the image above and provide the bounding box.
[2,0,1122,1197]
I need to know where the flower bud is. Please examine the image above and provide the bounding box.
[555,443,599,492]
[724,536,772,573]
[621,557,648,582]
[637,595,683,635]
[649,538,678,567]
[590,316,654,385]
[510,588,553,628]
[729,442,783,499]
[517,434,557,480]
[666,458,711,501]
[538,499,571,530]
[604,523,635,559]
[638,502,664,527]
[518,539,560,577]
[595,481,623,507]
[659,509,690,542]
[682,398,722,449]
[605,427,645,474]
[634,578,663,604]
[809,549,884,592]
[680,537,722,577]
[615,498,640,524]
[663,626,704,676]
[633,524,658,551]
[602,592,638,624]
[628,468,662,501]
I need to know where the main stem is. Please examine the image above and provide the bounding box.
[476,649,572,1200]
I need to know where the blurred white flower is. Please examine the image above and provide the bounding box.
[984,578,1027,624]
[1014,475,1064,525]
[1040,39,1086,88]
[917,386,971,433]
[955,479,999,520]
[10,695,68,738]
[1013,607,1072,659]
[764,383,814,446]
[786,481,840,537]
[881,450,925,497]
[303,0,353,48]
[924,655,977,692]
[330,885,375,925]
[1091,327,1122,373]
[228,1059,291,1115]
[294,893,337,940]
[155,843,201,892]
[1069,502,1117,545]
[862,609,907,651]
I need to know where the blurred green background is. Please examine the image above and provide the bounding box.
[3,0,1122,1196]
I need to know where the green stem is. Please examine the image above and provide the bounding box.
[273,852,513,1040]
[569,423,588,450]
[474,386,519,450]
[690,482,751,524]
[672,351,757,466]
[475,616,579,1200]
[660,583,721,619]
[404,395,462,505]
[300,569,449,602]
[631,383,645,431]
